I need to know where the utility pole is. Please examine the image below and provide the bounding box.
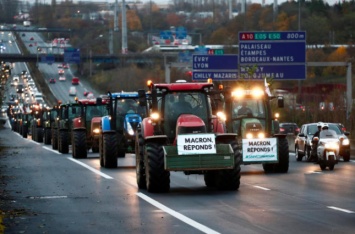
[121,0,128,54]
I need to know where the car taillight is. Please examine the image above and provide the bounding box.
[280,127,285,132]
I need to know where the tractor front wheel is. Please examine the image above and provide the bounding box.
[73,130,87,159]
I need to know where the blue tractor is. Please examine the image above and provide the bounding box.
[100,91,148,168]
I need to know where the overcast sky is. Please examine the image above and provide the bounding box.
[25,0,341,6]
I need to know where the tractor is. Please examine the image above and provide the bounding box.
[30,104,47,143]
[99,91,148,168]
[71,97,109,158]
[56,102,82,153]
[222,82,289,173]
[43,105,59,145]
[135,80,241,193]
[18,111,32,138]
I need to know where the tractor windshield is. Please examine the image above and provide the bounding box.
[231,99,266,135]
[86,105,108,119]
[162,92,209,139]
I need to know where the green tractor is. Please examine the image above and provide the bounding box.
[56,102,82,153]
[43,106,59,145]
[222,84,289,173]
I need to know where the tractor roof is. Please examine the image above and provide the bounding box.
[154,82,213,92]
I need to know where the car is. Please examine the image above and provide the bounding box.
[58,69,64,75]
[59,76,66,81]
[69,86,77,96]
[29,44,33,47]
[30,37,34,40]
[279,122,300,135]
[57,64,63,68]
[63,64,69,69]
[295,122,350,162]
[49,78,56,83]
[71,77,79,85]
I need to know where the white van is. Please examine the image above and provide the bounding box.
[34,92,43,99]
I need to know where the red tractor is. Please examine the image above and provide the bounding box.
[71,98,109,158]
[136,80,241,193]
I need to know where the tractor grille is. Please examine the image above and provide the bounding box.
[177,126,206,134]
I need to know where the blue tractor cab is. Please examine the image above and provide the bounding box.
[100,91,148,168]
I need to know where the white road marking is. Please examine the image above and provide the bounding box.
[42,146,61,154]
[29,195,68,199]
[327,206,354,214]
[67,157,113,179]
[137,192,220,234]
[253,185,270,191]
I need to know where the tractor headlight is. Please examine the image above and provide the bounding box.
[150,112,159,120]
[246,133,253,139]
[92,128,100,134]
[126,122,135,136]
[257,132,265,139]
[216,111,226,122]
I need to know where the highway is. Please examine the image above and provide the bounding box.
[0,126,355,233]
[1,28,355,233]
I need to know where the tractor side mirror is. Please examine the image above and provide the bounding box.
[277,96,284,108]
[138,89,147,106]
[96,97,102,105]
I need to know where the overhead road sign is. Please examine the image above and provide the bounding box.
[192,54,238,81]
[41,55,55,64]
[64,47,80,63]
[238,31,306,80]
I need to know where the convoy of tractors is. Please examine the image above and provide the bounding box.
[9,79,289,193]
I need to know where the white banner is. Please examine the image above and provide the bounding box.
[177,134,216,155]
[242,138,278,162]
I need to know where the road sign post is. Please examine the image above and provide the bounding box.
[238,31,306,80]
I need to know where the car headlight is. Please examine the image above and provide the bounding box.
[342,138,350,145]
[324,142,339,150]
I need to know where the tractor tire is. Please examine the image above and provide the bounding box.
[204,171,216,187]
[52,129,58,150]
[102,133,118,168]
[295,145,303,161]
[44,128,51,145]
[22,126,28,138]
[274,137,289,173]
[92,146,99,153]
[99,135,104,167]
[73,130,87,159]
[59,130,69,154]
[319,161,326,170]
[329,163,335,170]
[342,153,350,162]
[214,141,241,190]
[32,127,37,141]
[135,129,146,189]
[36,128,43,143]
[145,142,170,193]
[262,163,275,173]
[117,133,126,158]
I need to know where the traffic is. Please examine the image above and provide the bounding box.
[1,26,355,233]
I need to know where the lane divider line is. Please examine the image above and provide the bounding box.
[42,146,61,154]
[327,206,354,214]
[137,192,220,234]
[253,185,271,191]
[67,157,113,179]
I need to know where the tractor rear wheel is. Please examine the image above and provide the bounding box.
[44,128,51,145]
[22,126,28,138]
[145,143,170,193]
[36,128,43,143]
[52,129,58,150]
[135,129,146,189]
[73,130,87,159]
[59,130,69,154]
[103,133,118,168]
[99,135,104,167]
[204,171,216,187]
[274,137,289,173]
[215,141,241,190]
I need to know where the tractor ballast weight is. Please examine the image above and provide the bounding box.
[136,80,241,193]
[99,91,147,168]
[222,83,289,173]
[71,98,109,159]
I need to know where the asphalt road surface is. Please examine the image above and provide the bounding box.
[1,122,355,234]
